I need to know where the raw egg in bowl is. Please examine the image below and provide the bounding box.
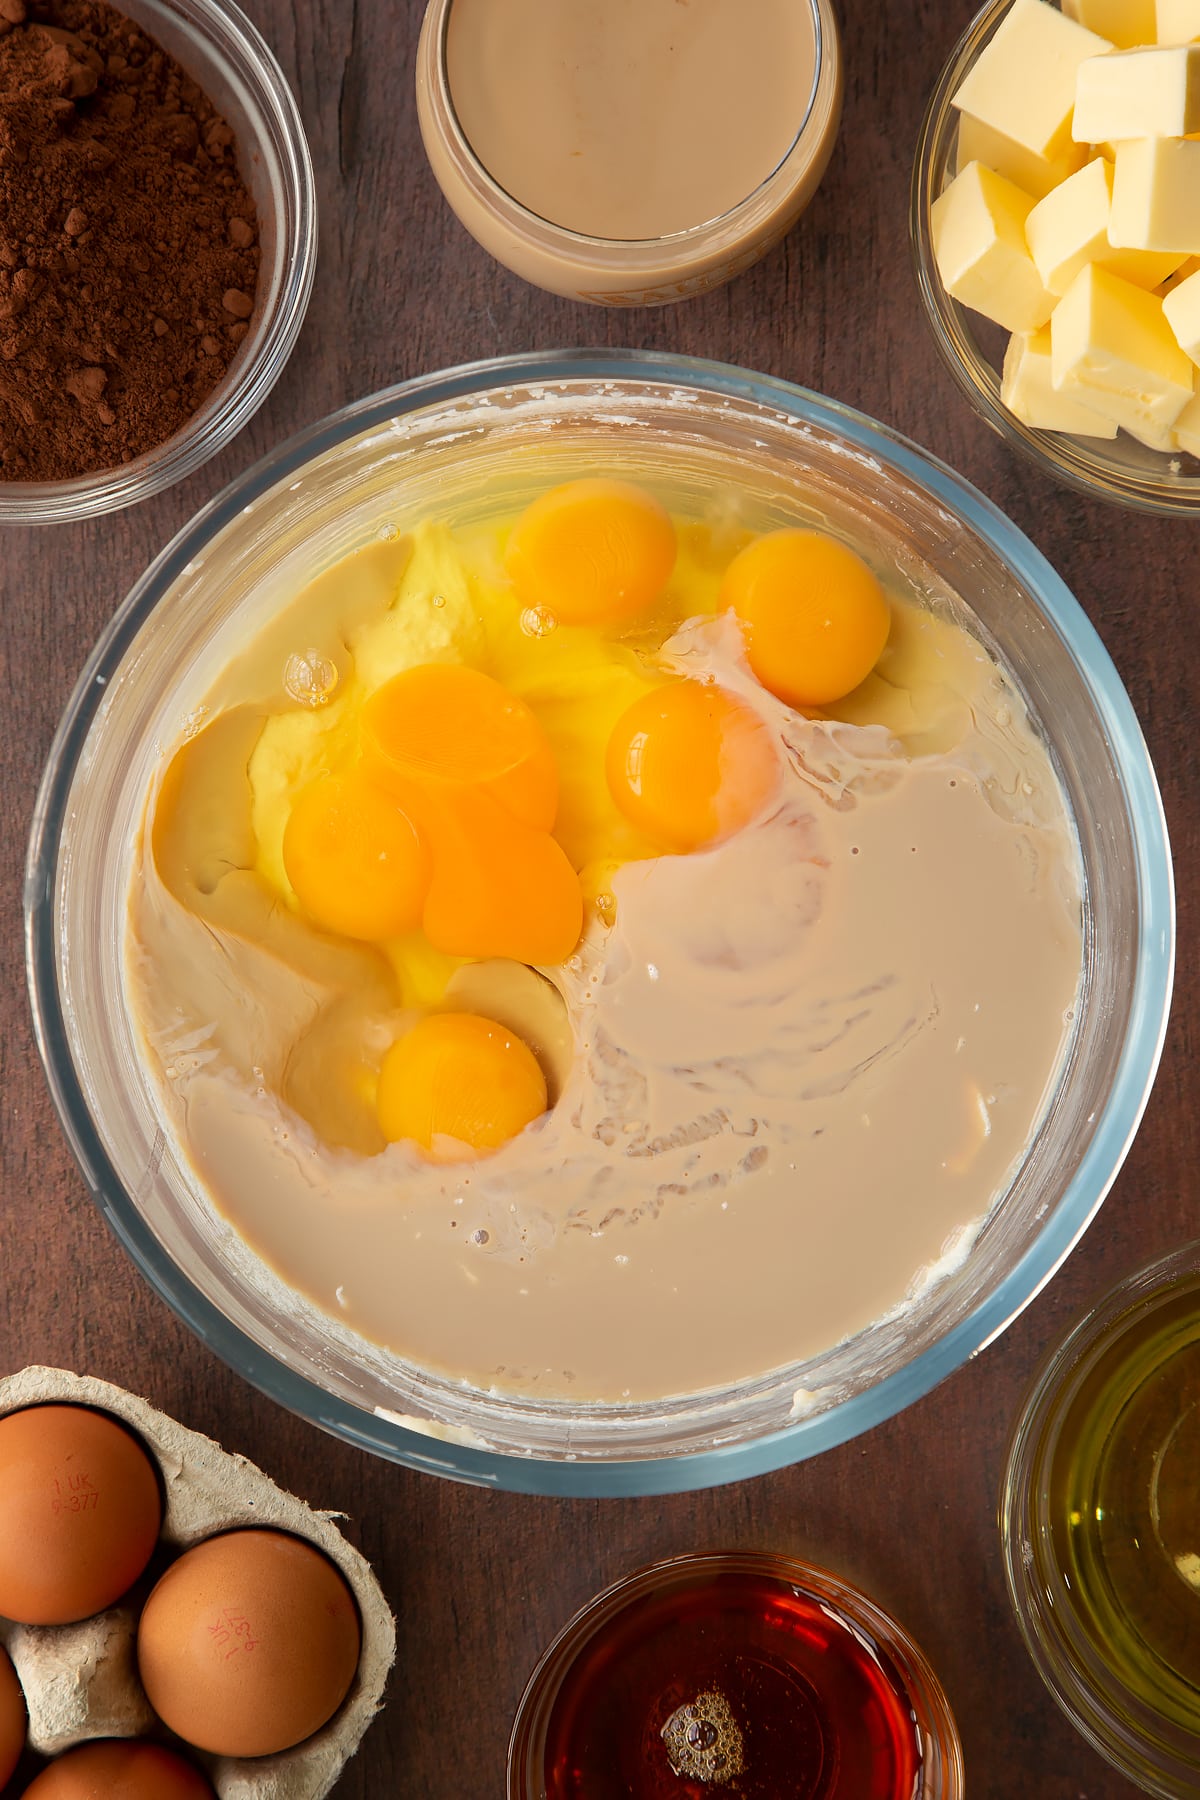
[25,352,1173,1495]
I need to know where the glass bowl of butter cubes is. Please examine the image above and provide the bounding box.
[912,0,1200,513]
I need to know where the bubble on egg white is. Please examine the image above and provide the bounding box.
[283,648,339,708]
[520,604,557,638]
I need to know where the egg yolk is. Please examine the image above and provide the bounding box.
[359,663,582,964]
[721,528,891,708]
[605,680,780,853]
[377,1012,548,1160]
[362,661,557,829]
[421,785,584,966]
[505,477,677,627]
[282,771,428,941]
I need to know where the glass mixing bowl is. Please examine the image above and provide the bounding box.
[25,351,1174,1495]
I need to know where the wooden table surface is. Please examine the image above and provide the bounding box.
[2,1,1196,1794]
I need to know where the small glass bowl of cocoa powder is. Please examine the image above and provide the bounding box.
[0,0,316,523]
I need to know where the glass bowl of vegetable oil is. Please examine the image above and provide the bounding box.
[1001,1243,1200,1798]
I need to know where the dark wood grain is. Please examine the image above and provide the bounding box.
[0,2,1190,1795]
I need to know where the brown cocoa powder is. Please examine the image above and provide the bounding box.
[0,0,260,483]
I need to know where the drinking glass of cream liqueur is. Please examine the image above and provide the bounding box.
[416,0,843,304]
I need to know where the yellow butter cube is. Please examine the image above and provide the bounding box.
[1001,326,1120,432]
[1065,0,1156,49]
[932,161,1055,331]
[1163,266,1200,359]
[1025,158,1185,292]
[953,0,1113,160]
[1026,163,1112,294]
[1156,0,1200,45]
[1073,45,1200,139]
[1173,390,1200,453]
[1110,136,1200,251]
[955,113,1086,198]
[1051,262,1195,441]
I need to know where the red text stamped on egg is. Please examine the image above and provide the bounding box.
[206,1607,262,1659]
[50,1472,99,1513]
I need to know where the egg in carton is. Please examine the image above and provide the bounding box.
[0,1366,396,1798]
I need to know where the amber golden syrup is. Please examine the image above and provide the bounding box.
[1048,1281,1200,1731]
[539,1565,924,1798]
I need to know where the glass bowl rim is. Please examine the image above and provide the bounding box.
[24,347,1176,1496]
[0,0,318,526]
[505,1547,965,1797]
[909,0,1200,518]
[999,1239,1200,1793]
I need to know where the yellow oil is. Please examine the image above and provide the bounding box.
[1048,1278,1200,1730]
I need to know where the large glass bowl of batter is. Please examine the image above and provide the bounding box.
[25,351,1174,1495]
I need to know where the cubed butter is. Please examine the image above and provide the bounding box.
[1156,0,1200,46]
[931,161,1055,331]
[1001,326,1120,432]
[1025,157,1185,293]
[1073,44,1200,139]
[1163,266,1200,359]
[1065,0,1156,50]
[1161,254,1200,290]
[1110,136,1200,251]
[953,0,1113,160]
[1173,389,1200,453]
[955,112,1086,198]
[1051,261,1195,443]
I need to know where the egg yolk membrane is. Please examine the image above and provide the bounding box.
[363,662,558,826]
[721,527,891,709]
[605,680,780,853]
[504,476,677,626]
[282,771,428,941]
[377,1012,549,1161]
[359,664,582,966]
[221,486,892,1165]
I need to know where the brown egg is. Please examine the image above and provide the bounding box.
[0,1643,26,1789]
[0,1405,162,1625]
[21,1739,215,1797]
[136,1529,361,1757]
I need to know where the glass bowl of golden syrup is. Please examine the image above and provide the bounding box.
[1002,1243,1200,1797]
[507,1550,964,1798]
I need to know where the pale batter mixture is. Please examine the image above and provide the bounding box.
[124,510,1083,1402]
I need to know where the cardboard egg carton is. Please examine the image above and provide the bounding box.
[0,1367,396,1799]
